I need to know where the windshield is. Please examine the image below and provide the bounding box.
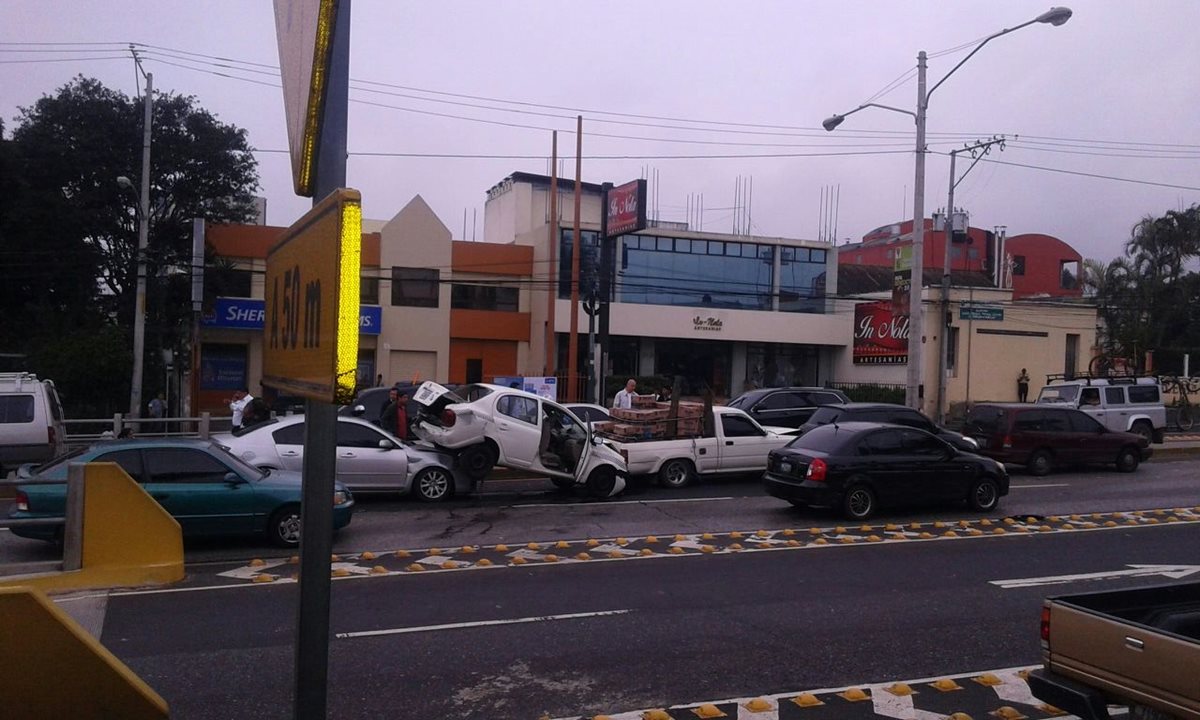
[785,423,852,452]
[210,443,267,480]
[964,406,1006,435]
[806,407,844,426]
[32,446,88,474]
[1037,385,1079,404]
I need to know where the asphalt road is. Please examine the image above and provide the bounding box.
[2,455,1199,566]
[93,518,1199,720]
[7,456,1192,719]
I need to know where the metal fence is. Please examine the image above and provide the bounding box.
[823,381,907,404]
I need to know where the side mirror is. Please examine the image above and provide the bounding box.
[224,472,245,485]
[352,404,366,416]
[591,434,604,446]
[378,439,396,450]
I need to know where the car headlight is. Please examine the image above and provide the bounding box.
[333,490,350,506]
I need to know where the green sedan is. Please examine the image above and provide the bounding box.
[8,438,354,547]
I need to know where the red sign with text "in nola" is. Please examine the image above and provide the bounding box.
[853,300,909,364]
[606,179,648,237]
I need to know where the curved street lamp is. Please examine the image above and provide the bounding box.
[822,7,1072,412]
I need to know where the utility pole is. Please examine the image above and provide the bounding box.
[129,66,153,419]
[936,136,1005,423]
[567,116,582,401]
[905,51,927,412]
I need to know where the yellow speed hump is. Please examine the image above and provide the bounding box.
[263,188,362,404]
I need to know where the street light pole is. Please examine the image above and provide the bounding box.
[821,6,1072,414]
[129,71,153,420]
[906,52,927,411]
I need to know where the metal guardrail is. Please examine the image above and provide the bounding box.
[61,413,227,446]
[0,464,85,576]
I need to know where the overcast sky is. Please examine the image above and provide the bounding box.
[4,1,1198,262]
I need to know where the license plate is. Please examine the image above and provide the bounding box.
[780,461,793,473]
[413,382,447,407]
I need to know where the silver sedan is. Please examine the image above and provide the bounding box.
[214,416,467,502]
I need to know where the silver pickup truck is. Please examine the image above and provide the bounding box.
[1028,581,1200,720]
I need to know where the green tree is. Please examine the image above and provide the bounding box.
[2,76,259,412]
[1088,205,1200,374]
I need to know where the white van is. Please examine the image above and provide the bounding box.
[1036,375,1165,443]
[0,373,67,475]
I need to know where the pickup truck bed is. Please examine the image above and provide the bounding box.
[1030,582,1200,720]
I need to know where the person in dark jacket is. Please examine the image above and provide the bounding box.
[379,388,411,440]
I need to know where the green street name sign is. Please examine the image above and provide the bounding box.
[960,303,1004,321]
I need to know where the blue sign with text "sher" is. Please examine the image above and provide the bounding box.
[202,297,382,335]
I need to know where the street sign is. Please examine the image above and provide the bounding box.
[263,188,362,403]
[273,0,340,197]
[960,303,1004,321]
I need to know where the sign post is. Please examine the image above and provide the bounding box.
[272,1,352,718]
[598,178,647,404]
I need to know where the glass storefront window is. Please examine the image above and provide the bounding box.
[617,235,774,310]
[558,229,601,299]
[779,246,827,314]
[743,342,818,391]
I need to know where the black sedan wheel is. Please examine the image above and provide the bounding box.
[268,505,303,548]
[1115,446,1140,473]
[413,467,453,502]
[841,484,877,521]
[967,477,1000,512]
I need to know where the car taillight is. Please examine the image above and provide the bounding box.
[48,425,56,445]
[15,490,29,512]
[1040,605,1051,645]
[805,458,827,482]
[1002,434,1013,449]
[441,409,457,427]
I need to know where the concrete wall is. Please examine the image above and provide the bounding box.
[377,195,453,383]
[831,287,1097,416]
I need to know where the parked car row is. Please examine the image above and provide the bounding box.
[4,383,1157,547]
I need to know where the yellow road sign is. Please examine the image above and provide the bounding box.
[263,188,361,404]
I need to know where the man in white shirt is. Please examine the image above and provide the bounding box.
[229,388,253,430]
[612,378,637,409]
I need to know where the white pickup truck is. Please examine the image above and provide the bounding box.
[610,406,797,488]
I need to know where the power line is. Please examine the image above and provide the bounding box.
[939,152,1200,192]
[0,55,129,64]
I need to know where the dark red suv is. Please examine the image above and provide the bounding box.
[963,403,1151,476]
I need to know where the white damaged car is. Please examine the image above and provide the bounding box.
[411,382,627,498]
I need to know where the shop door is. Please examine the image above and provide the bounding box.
[466,359,483,384]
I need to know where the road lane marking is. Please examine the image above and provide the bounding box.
[508,496,735,508]
[334,609,631,640]
[990,563,1200,589]
[1010,483,1070,488]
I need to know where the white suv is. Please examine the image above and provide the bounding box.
[0,373,67,475]
[1037,376,1165,443]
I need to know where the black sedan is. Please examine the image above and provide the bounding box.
[762,422,1009,520]
[797,402,980,453]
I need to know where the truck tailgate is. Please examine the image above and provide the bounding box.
[1048,601,1200,717]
